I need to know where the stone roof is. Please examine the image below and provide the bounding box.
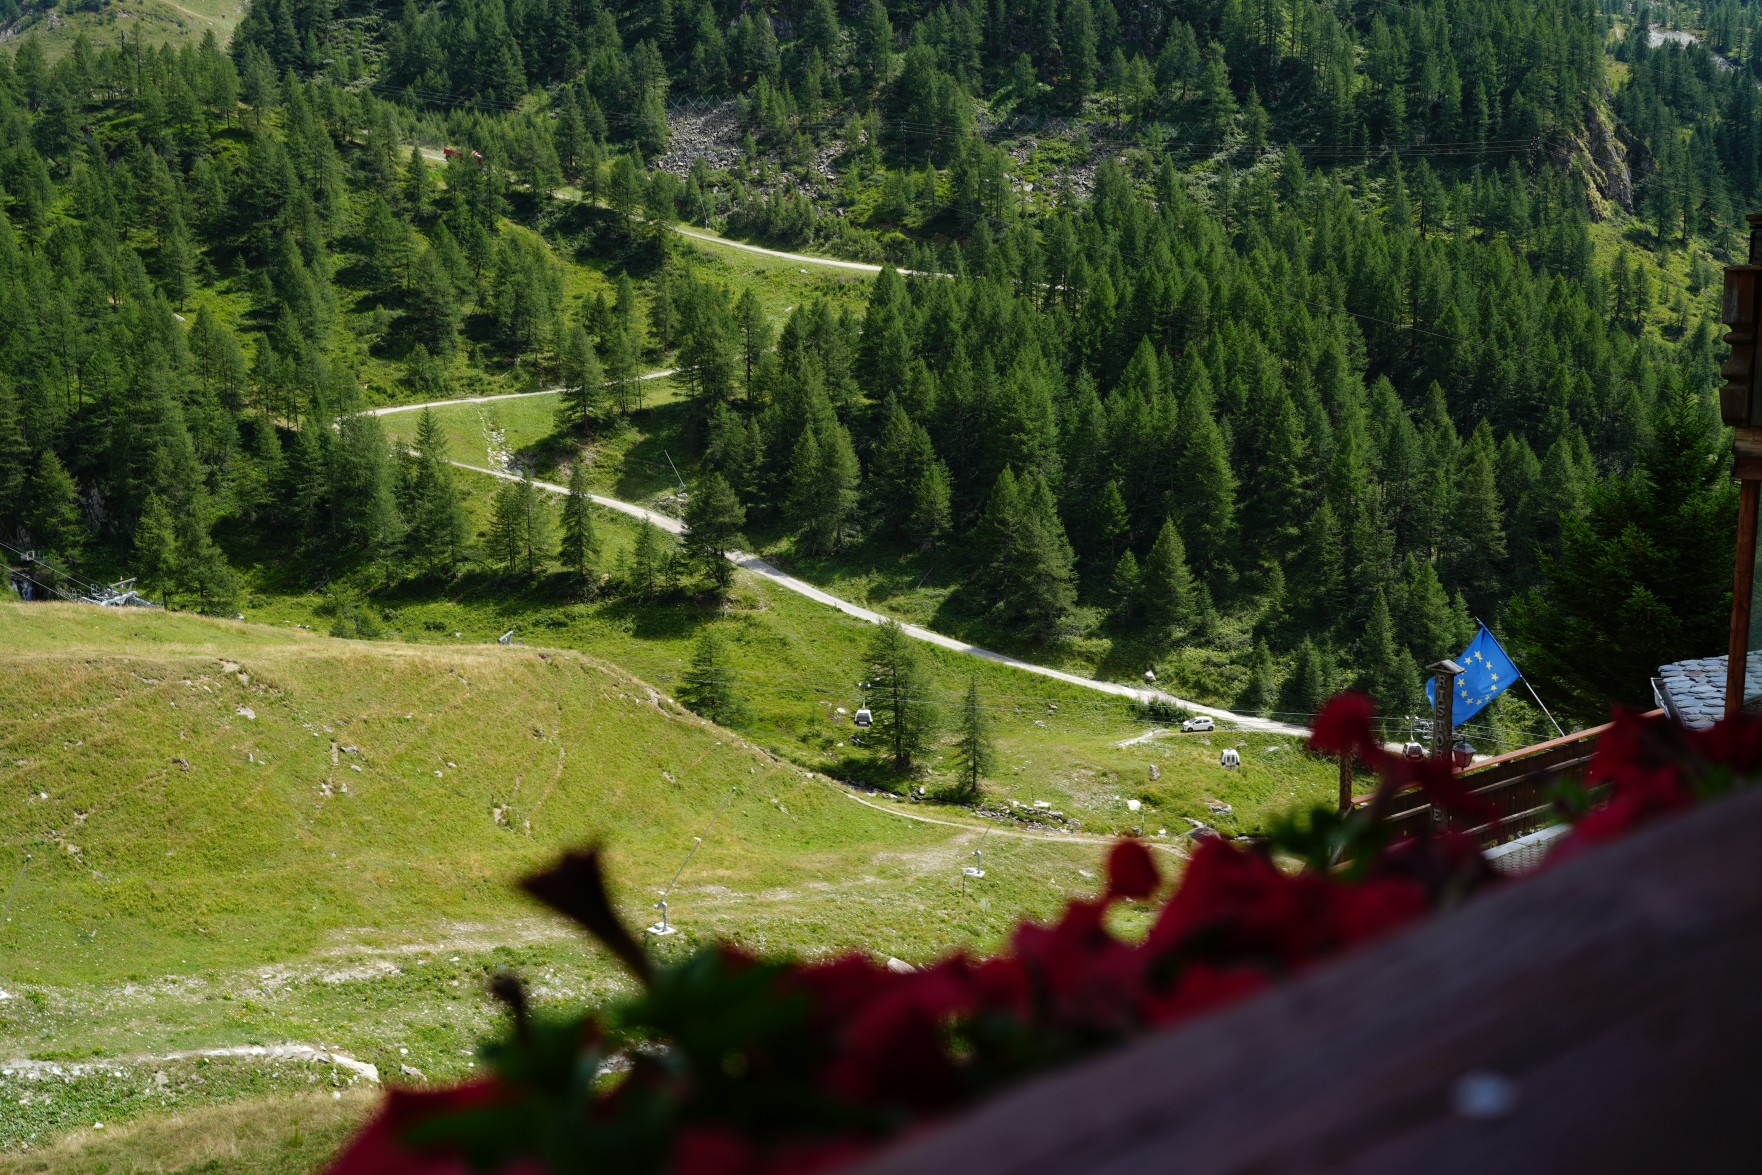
[1655,655,1762,729]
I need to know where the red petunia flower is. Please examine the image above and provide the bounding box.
[326,1082,511,1175]
[673,1127,761,1175]
[1105,839,1160,901]
[1308,692,1380,761]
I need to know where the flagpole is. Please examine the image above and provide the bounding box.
[1522,678,1567,739]
[1474,616,1567,740]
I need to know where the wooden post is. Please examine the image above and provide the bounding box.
[1728,478,1759,720]
[1338,754,1353,815]
[1425,660,1464,829]
[1426,660,1463,762]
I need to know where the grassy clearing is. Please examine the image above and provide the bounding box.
[4,603,1228,1158]
[225,458,1339,839]
[11,0,244,60]
[0,1087,378,1175]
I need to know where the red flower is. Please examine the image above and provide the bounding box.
[821,995,959,1110]
[1105,839,1160,901]
[1140,962,1270,1026]
[674,1128,761,1175]
[1327,876,1429,946]
[1389,756,1499,824]
[1308,692,1380,761]
[1548,766,1692,865]
[1688,711,1762,774]
[788,954,902,1028]
[326,1082,509,1175]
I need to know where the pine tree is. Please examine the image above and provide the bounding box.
[808,423,860,554]
[1110,548,1142,619]
[331,412,405,574]
[1245,639,1277,715]
[134,491,181,606]
[488,478,526,576]
[626,519,671,598]
[518,472,553,577]
[679,629,742,724]
[407,408,468,575]
[558,460,601,586]
[1283,638,1331,717]
[950,676,995,802]
[908,462,952,551]
[866,619,937,773]
[1141,518,1197,633]
[1446,422,1508,614]
[1512,384,1737,716]
[1358,590,1420,716]
[735,287,770,404]
[175,511,240,615]
[1170,375,1236,586]
[682,473,745,597]
[555,325,606,432]
[1094,479,1129,559]
[25,451,82,561]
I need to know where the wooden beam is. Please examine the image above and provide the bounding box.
[853,788,1762,1175]
[1728,479,1760,720]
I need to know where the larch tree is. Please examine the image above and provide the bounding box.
[558,460,601,587]
[950,676,995,803]
[679,628,742,725]
[682,473,745,598]
[865,619,937,773]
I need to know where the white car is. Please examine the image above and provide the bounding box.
[1181,716,1215,733]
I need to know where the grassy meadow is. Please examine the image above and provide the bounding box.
[0,601,1340,1168]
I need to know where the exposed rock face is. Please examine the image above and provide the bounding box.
[655,102,744,177]
[1568,102,1634,216]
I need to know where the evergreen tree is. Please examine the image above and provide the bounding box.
[331,412,405,574]
[1244,639,1277,715]
[406,408,469,575]
[555,325,606,432]
[1110,548,1142,620]
[1512,385,1737,717]
[134,491,181,606]
[489,472,551,578]
[1141,518,1197,633]
[1358,590,1420,716]
[908,462,952,550]
[558,460,601,586]
[24,451,82,562]
[865,618,936,773]
[679,629,743,724]
[950,676,995,803]
[518,472,553,577]
[682,473,745,597]
[626,519,671,598]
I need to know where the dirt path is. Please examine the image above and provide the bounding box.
[834,789,1187,854]
[434,457,1308,737]
[366,368,676,420]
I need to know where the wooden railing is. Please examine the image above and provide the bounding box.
[1357,713,1662,849]
[853,786,1762,1175]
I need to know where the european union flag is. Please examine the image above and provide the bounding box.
[1424,625,1521,726]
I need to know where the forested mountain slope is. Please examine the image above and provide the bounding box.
[0,0,1745,737]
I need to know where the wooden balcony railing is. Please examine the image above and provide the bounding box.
[1359,713,1661,849]
[852,784,1762,1175]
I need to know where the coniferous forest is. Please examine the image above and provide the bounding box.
[0,0,1753,732]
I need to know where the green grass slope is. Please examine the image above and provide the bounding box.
[3,0,244,60]
[0,603,1154,1160]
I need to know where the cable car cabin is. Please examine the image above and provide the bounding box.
[854,708,873,728]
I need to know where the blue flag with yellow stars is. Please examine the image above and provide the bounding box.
[1424,625,1521,726]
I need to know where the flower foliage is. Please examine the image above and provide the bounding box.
[328,698,1758,1175]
